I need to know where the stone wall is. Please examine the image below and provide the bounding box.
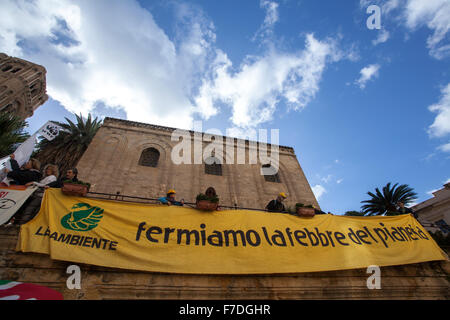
[1,226,449,300]
[76,118,320,211]
[0,53,48,120]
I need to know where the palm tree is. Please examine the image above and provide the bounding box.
[0,111,30,158]
[361,182,417,216]
[35,113,102,176]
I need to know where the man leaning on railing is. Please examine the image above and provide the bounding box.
[158,189,184,206]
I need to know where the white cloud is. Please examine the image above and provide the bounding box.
[356,64,380,89]
[372,29,390,45]
[311,184,326,200]
[403,0,450,59]
[336,178,344,184]
[428,83,450,138]
[261,0,279,28]
[383,0,401,14]
[0,0,347,132]
[444,178,450,184]
[253,0,279,42]
[361,0,450,59]
[321,174,333,184]
[438,143,450,153]
[0,0,216,129]
[408,201,418,207]
[194,33,344,128]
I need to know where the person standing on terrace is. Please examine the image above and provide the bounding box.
[45,168,78,188]
[397,201,418,219]
[12,164,60,225]
[2,154,41,186]
[159,189,184,206]
[266,192,287,212]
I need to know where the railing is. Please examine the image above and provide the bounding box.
[85,191,300,216]
[85,191,449,231]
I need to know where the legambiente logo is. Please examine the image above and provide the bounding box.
[61,203,104,232]
[170,121,280,175]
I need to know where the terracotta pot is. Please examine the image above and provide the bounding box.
[296,207,315,218]
[61,183,89,197]
[196,200,218,211]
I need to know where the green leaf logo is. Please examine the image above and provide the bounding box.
[61,203,104,232]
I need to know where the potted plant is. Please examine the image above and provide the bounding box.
[295,203,315,218]
[196,193,219,211]
[61,180,91,197]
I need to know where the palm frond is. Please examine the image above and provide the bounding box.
[34,113,102,175]
[361,182,417,216]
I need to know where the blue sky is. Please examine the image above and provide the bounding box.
[1,0,449,214]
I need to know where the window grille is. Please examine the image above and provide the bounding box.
[139,148,160,167]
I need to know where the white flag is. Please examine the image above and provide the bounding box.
[12,134,38,168]
[38,121,64,141]
[0,134,38,182]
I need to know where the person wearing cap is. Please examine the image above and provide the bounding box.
[266,192,287,212]
[158,189,184,206]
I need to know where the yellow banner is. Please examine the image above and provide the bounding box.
[17,189,448,274]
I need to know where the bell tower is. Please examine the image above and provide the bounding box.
[0,53,48,120]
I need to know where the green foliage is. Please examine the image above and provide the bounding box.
[361,182,417,216]
[344,210,366,216]
[196,193,219,203]
[35,113,102,175]
[0,111,30,158]
[63,180,91,188]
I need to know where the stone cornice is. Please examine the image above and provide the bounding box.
[103,117,296,154]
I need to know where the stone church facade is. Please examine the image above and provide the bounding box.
[0,53,48,120]
[77,117,320,210]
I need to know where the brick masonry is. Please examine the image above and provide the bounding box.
[0,52,48,120]
[76,117,320,211]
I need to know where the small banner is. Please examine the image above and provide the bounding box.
[0,186,37,225]
[38,121,64,141]
[17,189,448,274]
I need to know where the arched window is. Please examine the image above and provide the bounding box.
[205,157,222,176]
[138,147,160,167]
[11,68,21,73]
[1,65,12,72]
[262,164,281,183]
